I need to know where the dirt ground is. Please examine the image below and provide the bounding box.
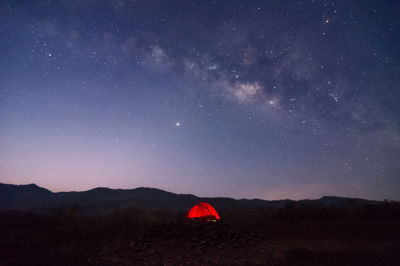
[1,214,399,265]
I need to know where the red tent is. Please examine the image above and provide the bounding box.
[187,202,220,221]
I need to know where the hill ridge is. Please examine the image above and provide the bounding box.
[0,182,381,214]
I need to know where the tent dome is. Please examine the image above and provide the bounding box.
[187,202,220,220]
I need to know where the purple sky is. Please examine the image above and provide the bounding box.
[1,0,399,200]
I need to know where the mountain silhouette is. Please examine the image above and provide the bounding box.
[0,182,379,216]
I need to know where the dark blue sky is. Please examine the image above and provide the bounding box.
[1,0,399,200]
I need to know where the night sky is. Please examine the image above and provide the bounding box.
[1,0,399,200]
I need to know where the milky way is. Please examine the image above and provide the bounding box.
[1,0,399,200]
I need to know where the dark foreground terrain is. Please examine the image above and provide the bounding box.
[1,211,400,266]
[1,183,399,265]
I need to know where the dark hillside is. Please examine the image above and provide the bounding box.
[1,183,400,265]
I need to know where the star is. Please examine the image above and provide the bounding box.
[175,122,181,127]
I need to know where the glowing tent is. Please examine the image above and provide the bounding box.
[187,202,220,221]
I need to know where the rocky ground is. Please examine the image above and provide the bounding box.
[1,215,400,265]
